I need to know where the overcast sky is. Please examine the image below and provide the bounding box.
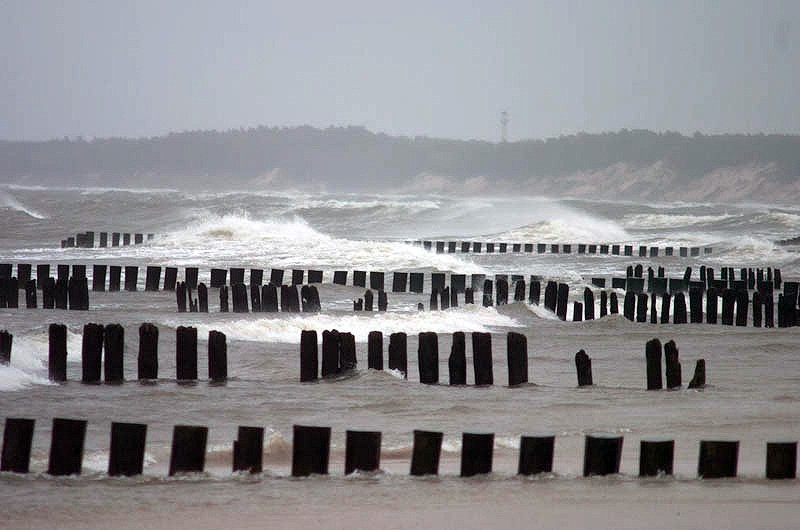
[0,0,797,141]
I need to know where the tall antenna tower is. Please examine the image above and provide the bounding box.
[500,110,509,143]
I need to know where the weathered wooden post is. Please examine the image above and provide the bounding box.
[321,330,341,377]
[660,292,671,324]
[448,331,467,385]
[251,283,262,312]
[556,283,569,320]
[471,332,493,385]
[169,425,208,475]
[688,359,706,389]
[573,302,583,321]
[409,272,424,293]
[281,285,300,312]
[706,287,718,324]
[262,284,278,312]
[1,417,35,473]
[752,291,762,327]
[124,266,138,291]
[145,266,161,291]
[544,281,557,312]
[292,269,304,286]
[698,440,739,478]
[108,265,121,292]
[639,437,674,476]
[735,289,749,326]
[388,332,407,378]
[507,332,528,386]
[673,292,687,324]
[610,292,619,314]
[636,293,648,322]
[418,332,439,384]
[529,280,540,305]
[108,422,147,476]
[197,282,209,312]
[645,338,663,390]
[410,430,443,476]
[378,290,388,312]
[48,323,68,381]
[232,283,249,312]
[583,288,595,320]
[81,323,104,383]
[482,280,493,307]
[103,323,124,383]
[0,330,11,365]
[340,332,357,371]
[291,425,331,476]
[575,349,593,386]
[232,426,265,474]
[163,267,177,291]
[496,278,508,306]
[138,323,158,380]
[623,291,635,321]
[766,441,797,480]
[364,289,374,311]
[300,330,318,382]
[583,434,623,476]
[176,326,198,381]
[208,330,227,382]
[368,330,383,370]
[92,265,106,292]
[219,285,229,312]
[518,434,555,475]
[392,272,408,292]
[345,430,382,475]
[664,340,681,389]
[47,418,87,475]
[465,287,474,304]
[440,286,450,310]
[461,432,494,477]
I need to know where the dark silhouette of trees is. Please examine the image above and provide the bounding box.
[1,126,798,189]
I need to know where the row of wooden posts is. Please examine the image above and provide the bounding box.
[61,231,154,248]
[0,324,227,383]
[410,240,714,257]
[1,418,795,479]
[175,282,321,313]
[0,262,789,298]
[298,330,706,390]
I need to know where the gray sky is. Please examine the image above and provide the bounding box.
[1,0,798,141]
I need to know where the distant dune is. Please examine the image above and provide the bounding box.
[2,126,799,203]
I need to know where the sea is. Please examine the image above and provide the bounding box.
[0,185,799,529]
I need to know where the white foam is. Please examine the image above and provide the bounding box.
[622,212,739,229]
[496,201,629,242]
[0,190,47,219]
[174,306,521,344]
[154,212,487,272]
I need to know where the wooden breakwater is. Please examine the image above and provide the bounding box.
[1,417,795,479]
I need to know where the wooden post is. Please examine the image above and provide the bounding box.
[735,289,749,326]
[623,291,635,321]
[169,425,208,475]
[471,332,493,386]
[388,332,407,378]
[518,434,555,475]
[599,290,607,318]
[0,330,11,365]
[48,323,68,381]
[610,292,619,314]
[345,430,382,474]
[482,280,493,307]
[573,302,583,321]
[660,292,671,324]
[448,331,466,385]
[583,288,595,320]
[251,283,262,312]
[81,323,104,383]
[636,293,647,322]
[575,349,593,386]
[496,278,508,305]
[340,332,356,371]
[321,330,341,376]
[583,434,623,476]
[766,441,797,480]
[664,340,681,389]
[1,418,35,473]
[507,332,528,386]
[47,418,87,476]
[698,440,739,478]
[208,330,227,382]
[108,422,147,476]
[108,265,121,291]
[103,323,124,383]
[219,285,229,312]
[418,332,439,384]
[291,425,330,476]
[529,280,540,305]
[556,283,569,320]
[392,272,408,292]
[281,285,300,312]
[645,338,663,390]
[176,326,198,381]
[300,330,318,381]
[364,289,374,311]
[92,265,106,292]
[233,426,264,473]
[262,284,278,312]
[368,331,383,370]
[410,430,443,476]
[292,269,304,286]
[673,292,687,324]
[163,267,177,291]
[145,266,161,291]
[639,438,674,476]
[688,359,706,389]
[124,266,138,291]
[138,323,159,380]
[461,432,494,477]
